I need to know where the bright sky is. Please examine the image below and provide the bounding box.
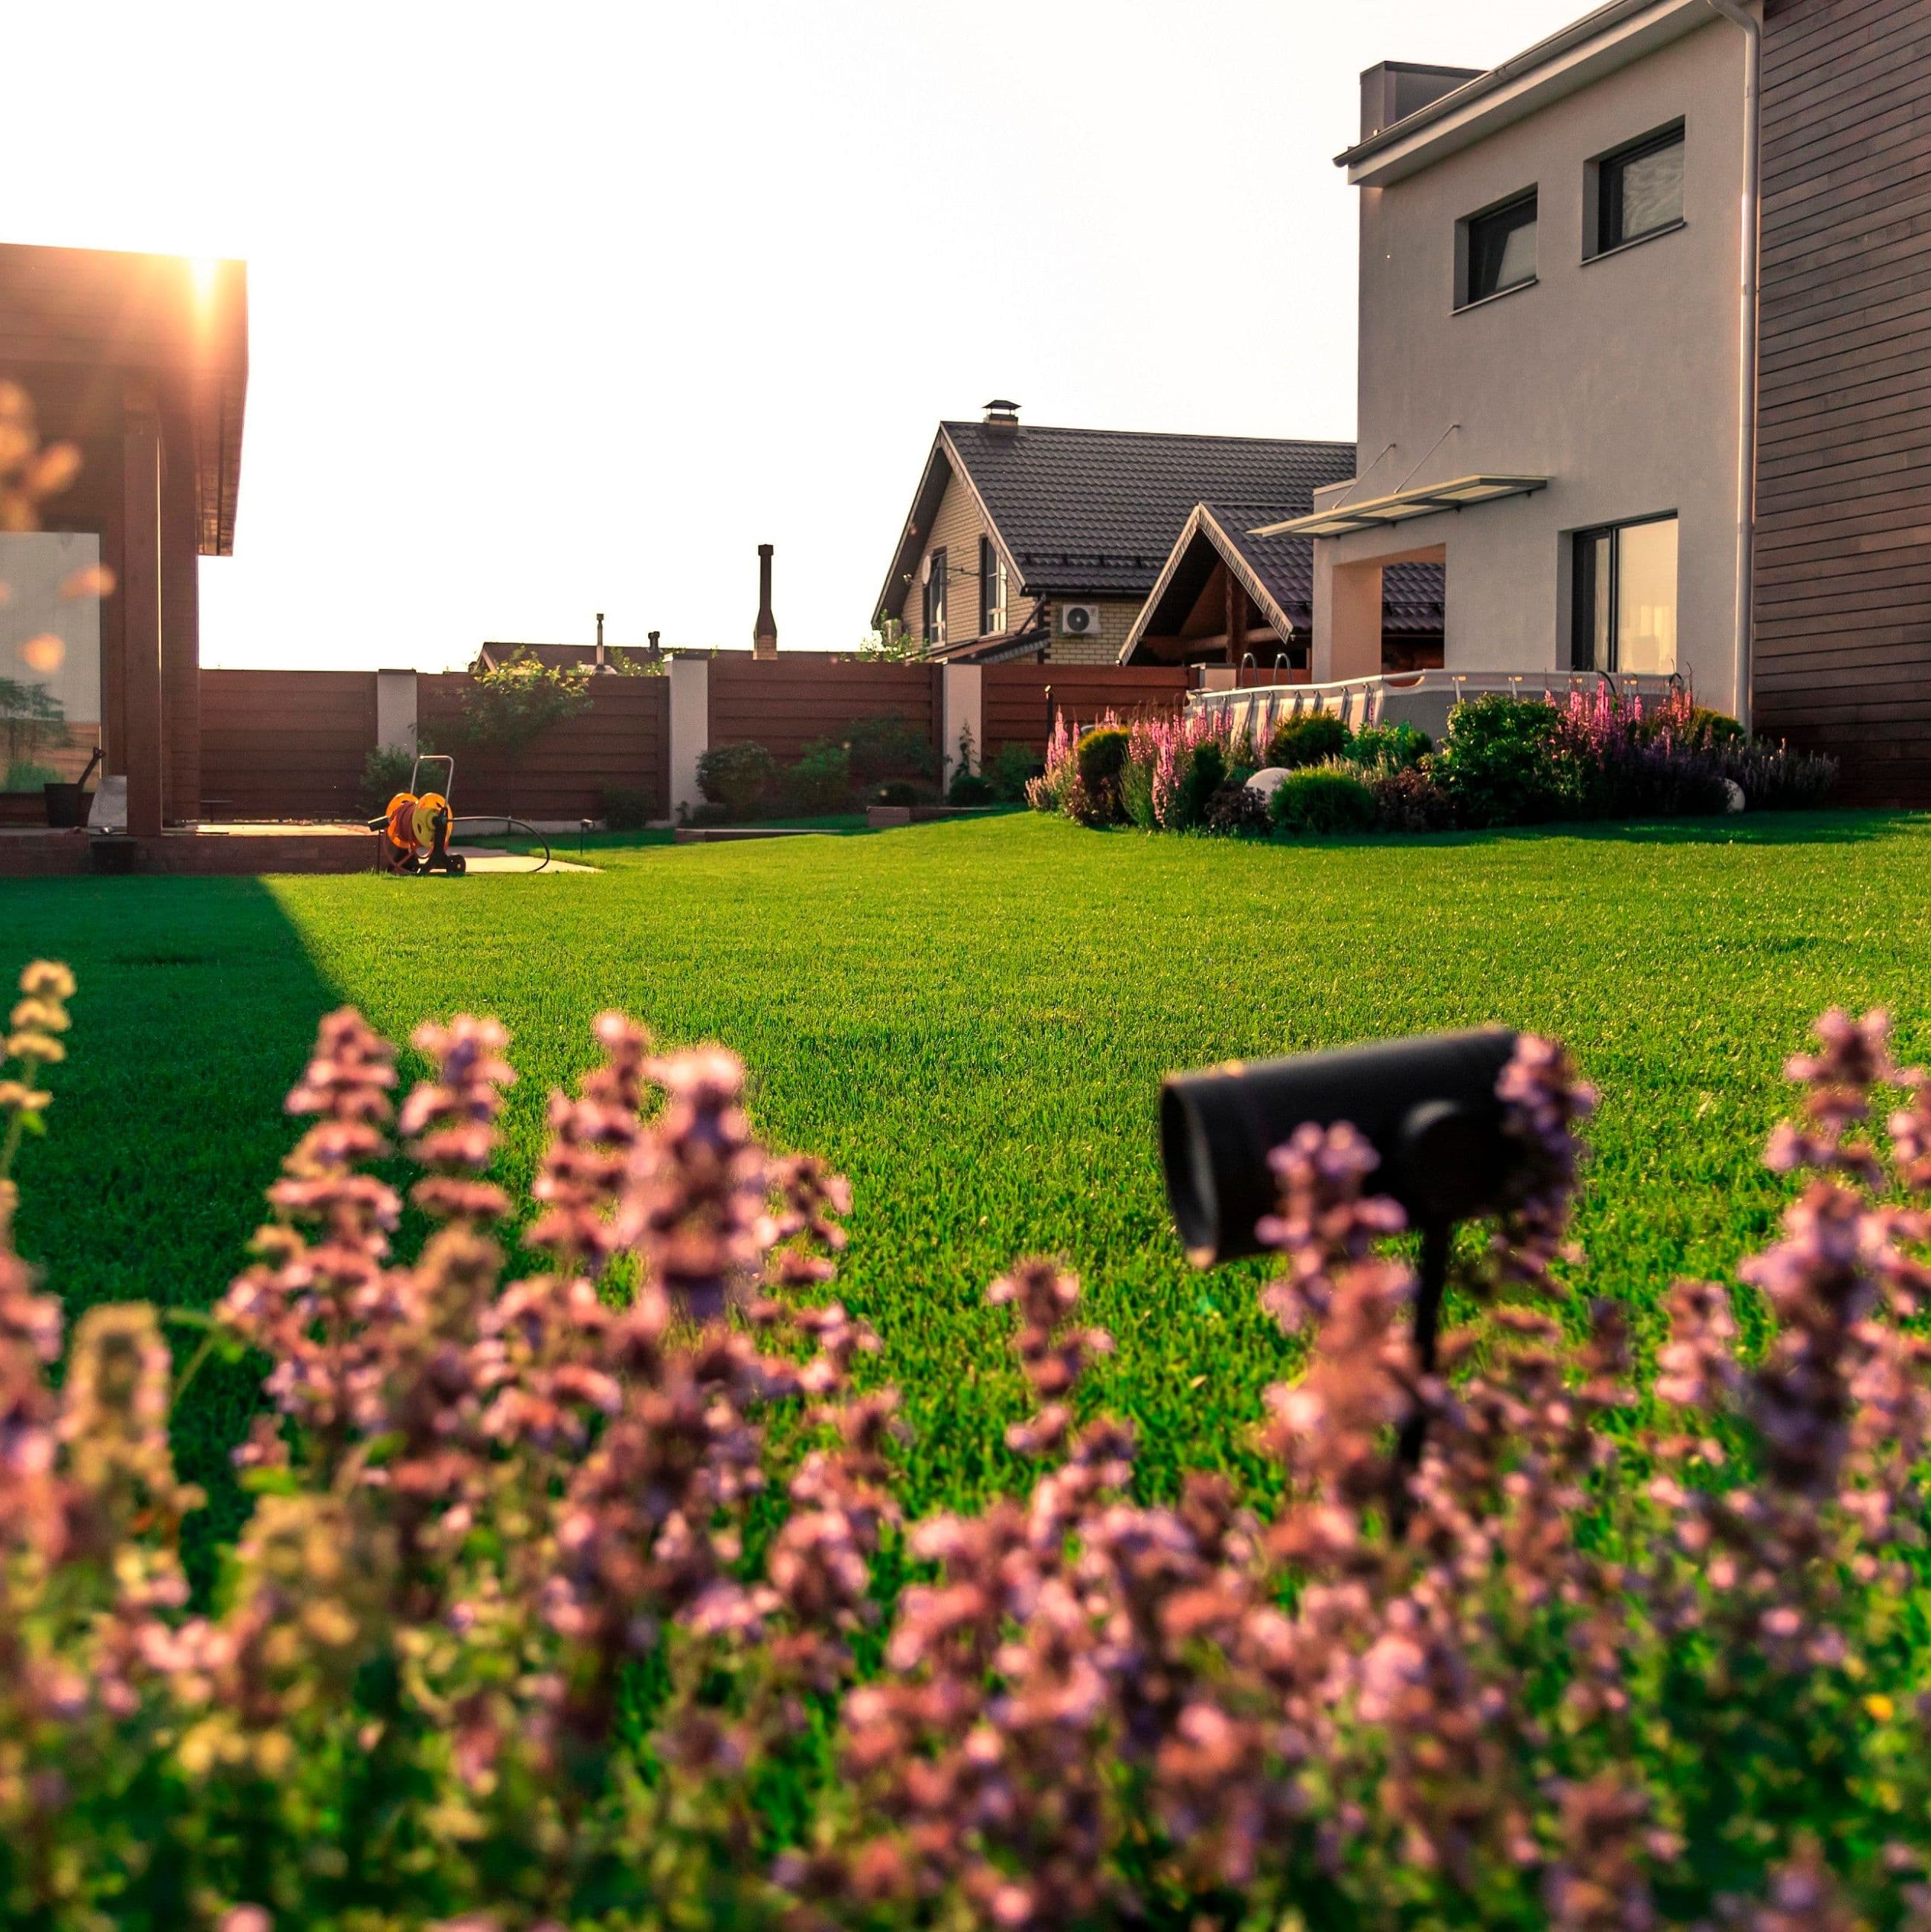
[10,1,1586,669]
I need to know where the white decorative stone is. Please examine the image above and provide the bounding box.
[1722,778,1747,814]
[1244,767,1290,801]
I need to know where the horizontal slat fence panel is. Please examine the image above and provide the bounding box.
[1754,0,1931,804]
[418,675,669,820]
[982,665,1191,756]
[199,670,377,820]
[707,656,937,765]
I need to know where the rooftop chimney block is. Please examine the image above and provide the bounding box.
[754,544,777,659]
[983,398,1021,427]
[1359,62,1484,143]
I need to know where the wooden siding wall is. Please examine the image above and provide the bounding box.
[199,670,375,819]
[896,470,998,646]
[1756,0,1931,801]
[708,656,937,764]
[415,676,670,820]
[982,665,1191,755]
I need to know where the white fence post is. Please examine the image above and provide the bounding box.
[668,657,710,818]
[375,669,418,754]
[941,665,983,786]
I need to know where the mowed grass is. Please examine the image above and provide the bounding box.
[6,808,1931,1557]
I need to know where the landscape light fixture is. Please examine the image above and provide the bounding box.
[1159,1028,1524,1468]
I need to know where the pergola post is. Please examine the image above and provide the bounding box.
[121,384,165,839]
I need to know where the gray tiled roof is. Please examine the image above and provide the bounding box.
[1200,503,1445,636]
[942,422,1358,597]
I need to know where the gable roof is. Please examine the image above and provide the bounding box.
[874,421,1357,623]
[1122,502,1446,662]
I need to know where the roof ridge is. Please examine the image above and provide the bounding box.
[941,421,1355,449]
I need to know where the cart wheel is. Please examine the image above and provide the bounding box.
[448,853,467,875]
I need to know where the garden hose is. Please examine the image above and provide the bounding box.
[450,815,552,873]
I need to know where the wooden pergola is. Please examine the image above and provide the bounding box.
[0,242,247,834]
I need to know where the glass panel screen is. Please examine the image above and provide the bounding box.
[1466,194,1539,303]
[0,532,103,791]
[1615,517,1679,675]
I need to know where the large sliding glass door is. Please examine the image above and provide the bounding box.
[1572,515,1678,675]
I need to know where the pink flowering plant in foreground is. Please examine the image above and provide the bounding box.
[5,963,1931,1928]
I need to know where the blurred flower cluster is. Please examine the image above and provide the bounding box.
[4,957,1931,1929]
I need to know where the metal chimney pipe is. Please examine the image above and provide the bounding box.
[595,611,606,672]
[754,543,778,659]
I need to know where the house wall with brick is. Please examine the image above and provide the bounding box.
[1035,598,1145,665]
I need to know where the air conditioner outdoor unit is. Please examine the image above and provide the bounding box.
[1058,604,1102,638]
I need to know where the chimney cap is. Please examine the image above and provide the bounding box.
[983,398,1021,426]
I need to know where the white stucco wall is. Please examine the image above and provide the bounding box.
[1318,13,1753,714]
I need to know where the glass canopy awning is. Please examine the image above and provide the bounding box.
[1252,474,1549,540]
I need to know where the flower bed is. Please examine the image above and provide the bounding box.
[3,955,1931,1925]
[1030,688,1838,836]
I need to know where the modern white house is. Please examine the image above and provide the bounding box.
[1277,0,1762,728]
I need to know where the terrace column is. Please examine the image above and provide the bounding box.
[1315,549,1383,685]
[120,383,165,840]
[668,656,709,816]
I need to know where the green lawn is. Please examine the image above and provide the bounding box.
[7,808,1930,1563]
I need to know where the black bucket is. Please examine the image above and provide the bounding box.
[43,783,91,829]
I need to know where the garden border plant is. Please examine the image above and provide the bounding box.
[4,953,1931,1926]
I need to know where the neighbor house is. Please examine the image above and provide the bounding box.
[876,405,1374,665]
[0,242,247,834]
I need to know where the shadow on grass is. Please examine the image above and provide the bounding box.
[5,876,344,1594]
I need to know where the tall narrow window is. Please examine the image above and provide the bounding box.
[1597,125,1684,254]
[979,535,1007,636]
[1573,516,1678,674]
[923,547,948,647]
[1460,190,1538,307]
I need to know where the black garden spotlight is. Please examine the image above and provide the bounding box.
[1160,1029,1528,1462]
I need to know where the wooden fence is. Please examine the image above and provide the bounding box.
[200,670,376,820]
[983,665,1191,756]
[417,675,669,820]
[708,656,937,763]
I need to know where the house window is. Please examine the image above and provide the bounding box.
[1459,191,1538,308]
[1573,515,1678,675]
[979,536,1007,636]
[922,547,948,647]
[0,532,103,793]
[1595,124,1685,255]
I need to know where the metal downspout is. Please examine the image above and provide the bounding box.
[1704,0,1762,730]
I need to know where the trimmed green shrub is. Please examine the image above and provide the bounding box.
[1348,721,1432,772]
[696,740,774,818]
[1173,739,1226,830]
[1269,766,1378,834]
[1266,712,1353,769]
[986,740,1044,804]
[600,786,654,830]
[845,713,938,785]
[873,779,923,808]
[947,769,995,806]
[1076,726,1132,824]
[1684,705,1747,751]
[1432,694,1570,827]
[787,740,853,815]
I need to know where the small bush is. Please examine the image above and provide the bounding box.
[600,785,654,830]
[787,740,853,815]
[1348,720,1431,772]
[360,743,417,811]
[1266,712,1353,769]
[845,713,938,785]
[1684,705,1747,751]
[873,779,919,808]
[1076,726,1132,824]
[1203,780,1273,836]
[1269,766,1379,834]
[1370,763,1458,832]
[987,740,1045,804]
[947,769,995,806]
[1432,694,1570,827]
[696,740,774,818]
[1716,738,1840,810]
[1171,738,1226,831]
